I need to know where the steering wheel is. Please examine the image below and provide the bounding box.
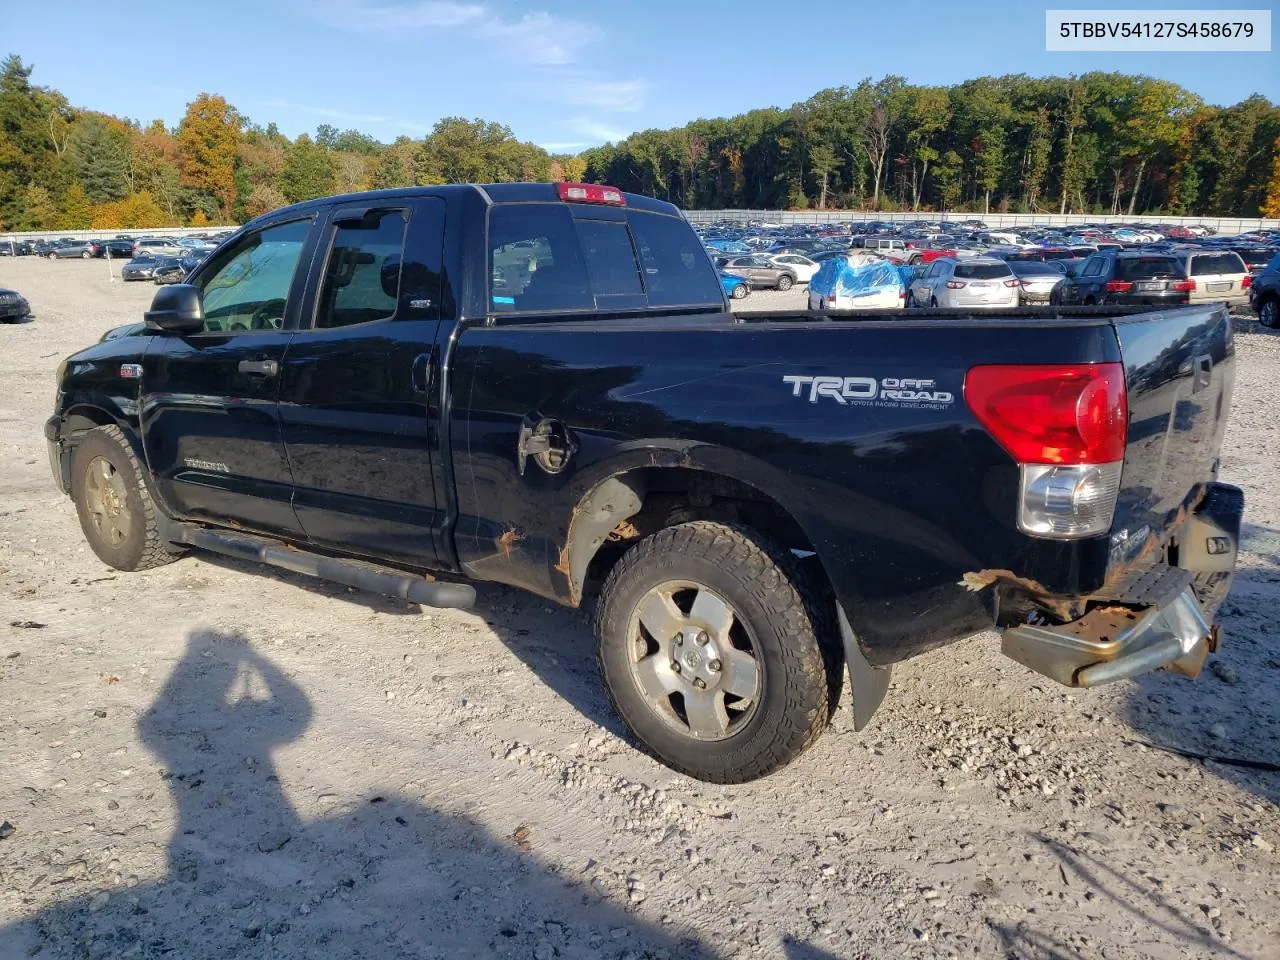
[249,298,286,330]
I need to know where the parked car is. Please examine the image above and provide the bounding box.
[102,238,136,259]
[768,254,819,283]
[1222,245,1277,276]
[719,272,750,300]
[717,255,798,291]
[152,255,205,285]
[1055,252,1190,307]
[47,239,100,259]
[1164,248,1252,306]
[120,255,163,281]
[1009,260,1067,304]
[44,181,1243,783]
[132,237,186,258]
[1247,252,1280,327]
[0,239,34,256]
[906,258,1020,308]
[0,286,30,321]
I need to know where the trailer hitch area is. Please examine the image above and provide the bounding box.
[1000,587,1213,688]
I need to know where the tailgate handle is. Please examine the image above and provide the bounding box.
[1192,355,1212,394]
[238,359,279,377]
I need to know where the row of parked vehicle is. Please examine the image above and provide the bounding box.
[0,233,231,260]
[704,218,1279,315]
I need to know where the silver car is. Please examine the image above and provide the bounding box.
[907,258,1020,308]
[1009,260,1067,304]
[132,237,187,258]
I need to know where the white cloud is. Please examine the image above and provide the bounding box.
[565,117,633,144]
[306,1,598,65]
[538,141,592,152]
[517,77,648,113]
[260,99,390,125]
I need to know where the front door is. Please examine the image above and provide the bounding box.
[277,198,449,568]
[141,216,317,537]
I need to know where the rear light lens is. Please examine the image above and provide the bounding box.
[557,182,625,205]
[1105,280,1133,293]
[965,363,1128,539]
[1242,275,1252,290]
[1003,279,1020,288]
[946,280,966,289]
[1173,280,1195,292]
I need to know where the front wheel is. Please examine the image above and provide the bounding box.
[595,521,839,783]
[71,425,178,572]
[81,250,91,259]
[730,282,749,300]
[776,274,793,291]
[1259,297,1279,329]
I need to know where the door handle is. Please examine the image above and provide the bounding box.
[238,359,279,377]
[411,350,436,393]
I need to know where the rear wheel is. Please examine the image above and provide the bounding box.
[81,250,91,259]
[777,274,794,291]
[730,282,749,300]
[1259,296,1279,329]
[595,521,838,783]
[71,425,178,572]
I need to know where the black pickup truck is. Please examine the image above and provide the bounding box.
[46,182,1244,783]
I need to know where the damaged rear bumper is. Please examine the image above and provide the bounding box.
[1000,483,1243,688]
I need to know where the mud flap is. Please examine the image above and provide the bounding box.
[837,606,891,731]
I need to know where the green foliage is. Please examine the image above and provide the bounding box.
[279,133,335,203]
[0,55,1276,229]
[72,115,130,203]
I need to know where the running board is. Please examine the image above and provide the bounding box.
[177,528,476,609]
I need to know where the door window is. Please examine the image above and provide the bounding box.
[315,210,409,329]
[195,219,311,333]
[1082,257,1106,278]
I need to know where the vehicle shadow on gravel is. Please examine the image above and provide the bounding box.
[1117,524,1280,805]
[0,630,713,960]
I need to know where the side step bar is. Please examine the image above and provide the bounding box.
[177,528,476,609]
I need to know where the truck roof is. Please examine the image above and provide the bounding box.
[243,182,679,232]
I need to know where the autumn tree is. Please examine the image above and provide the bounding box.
[1262,136,1280,218]
[57,182,92,228]
[177,93,241,220]
[245,183,287,218]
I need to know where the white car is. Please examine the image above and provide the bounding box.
[769,254,819,283]
[906,257,1020,308]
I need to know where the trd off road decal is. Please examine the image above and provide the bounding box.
[782,375,954,409]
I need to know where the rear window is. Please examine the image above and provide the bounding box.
[1116,258,1179,280]
[1191,253,1246,276]
[954,262,1013,280]
[489,204,721,313]
[1010,261,1062,276]
[1233,248,1274,268]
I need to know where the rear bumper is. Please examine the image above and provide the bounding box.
[1000,483,1243,688]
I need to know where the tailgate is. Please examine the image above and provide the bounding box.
[1108,305,1235,567]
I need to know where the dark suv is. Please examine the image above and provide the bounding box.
[1248,252,1280,327]
[1054,251,1190,307]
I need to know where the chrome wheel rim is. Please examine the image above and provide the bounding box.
[625,580,762,741]
[83,456,131,546]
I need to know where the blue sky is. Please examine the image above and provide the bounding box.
[3,0,1274,151]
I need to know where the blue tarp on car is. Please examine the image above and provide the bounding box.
[808,254,905,303]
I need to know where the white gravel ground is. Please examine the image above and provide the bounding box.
[1,259,1278,960]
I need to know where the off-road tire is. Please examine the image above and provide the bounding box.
[71,424,178,572]
[777,274,794,291]
[595,521,840,783]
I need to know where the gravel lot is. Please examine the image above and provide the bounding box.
[1,259,1278,960]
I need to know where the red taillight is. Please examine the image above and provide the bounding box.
[1242,275,1252,290]
[946,280,966,289]
[964,363,1128,465]
[826,294,836,304]
[557,182,626,205]
[1003,278,1020,288]
[1173,279,1195,292]
[1105,281,1133,293]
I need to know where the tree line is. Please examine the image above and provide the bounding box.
[3,54,1278,232]
[583,74,1280,218]
[0,54,577,231]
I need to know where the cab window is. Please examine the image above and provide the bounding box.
[194,219,310,333]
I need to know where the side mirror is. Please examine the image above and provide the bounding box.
[144,284,204,333]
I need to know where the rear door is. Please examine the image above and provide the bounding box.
[141,216,317,536]
[277,197,449,568]
[1189,252,1246,304]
